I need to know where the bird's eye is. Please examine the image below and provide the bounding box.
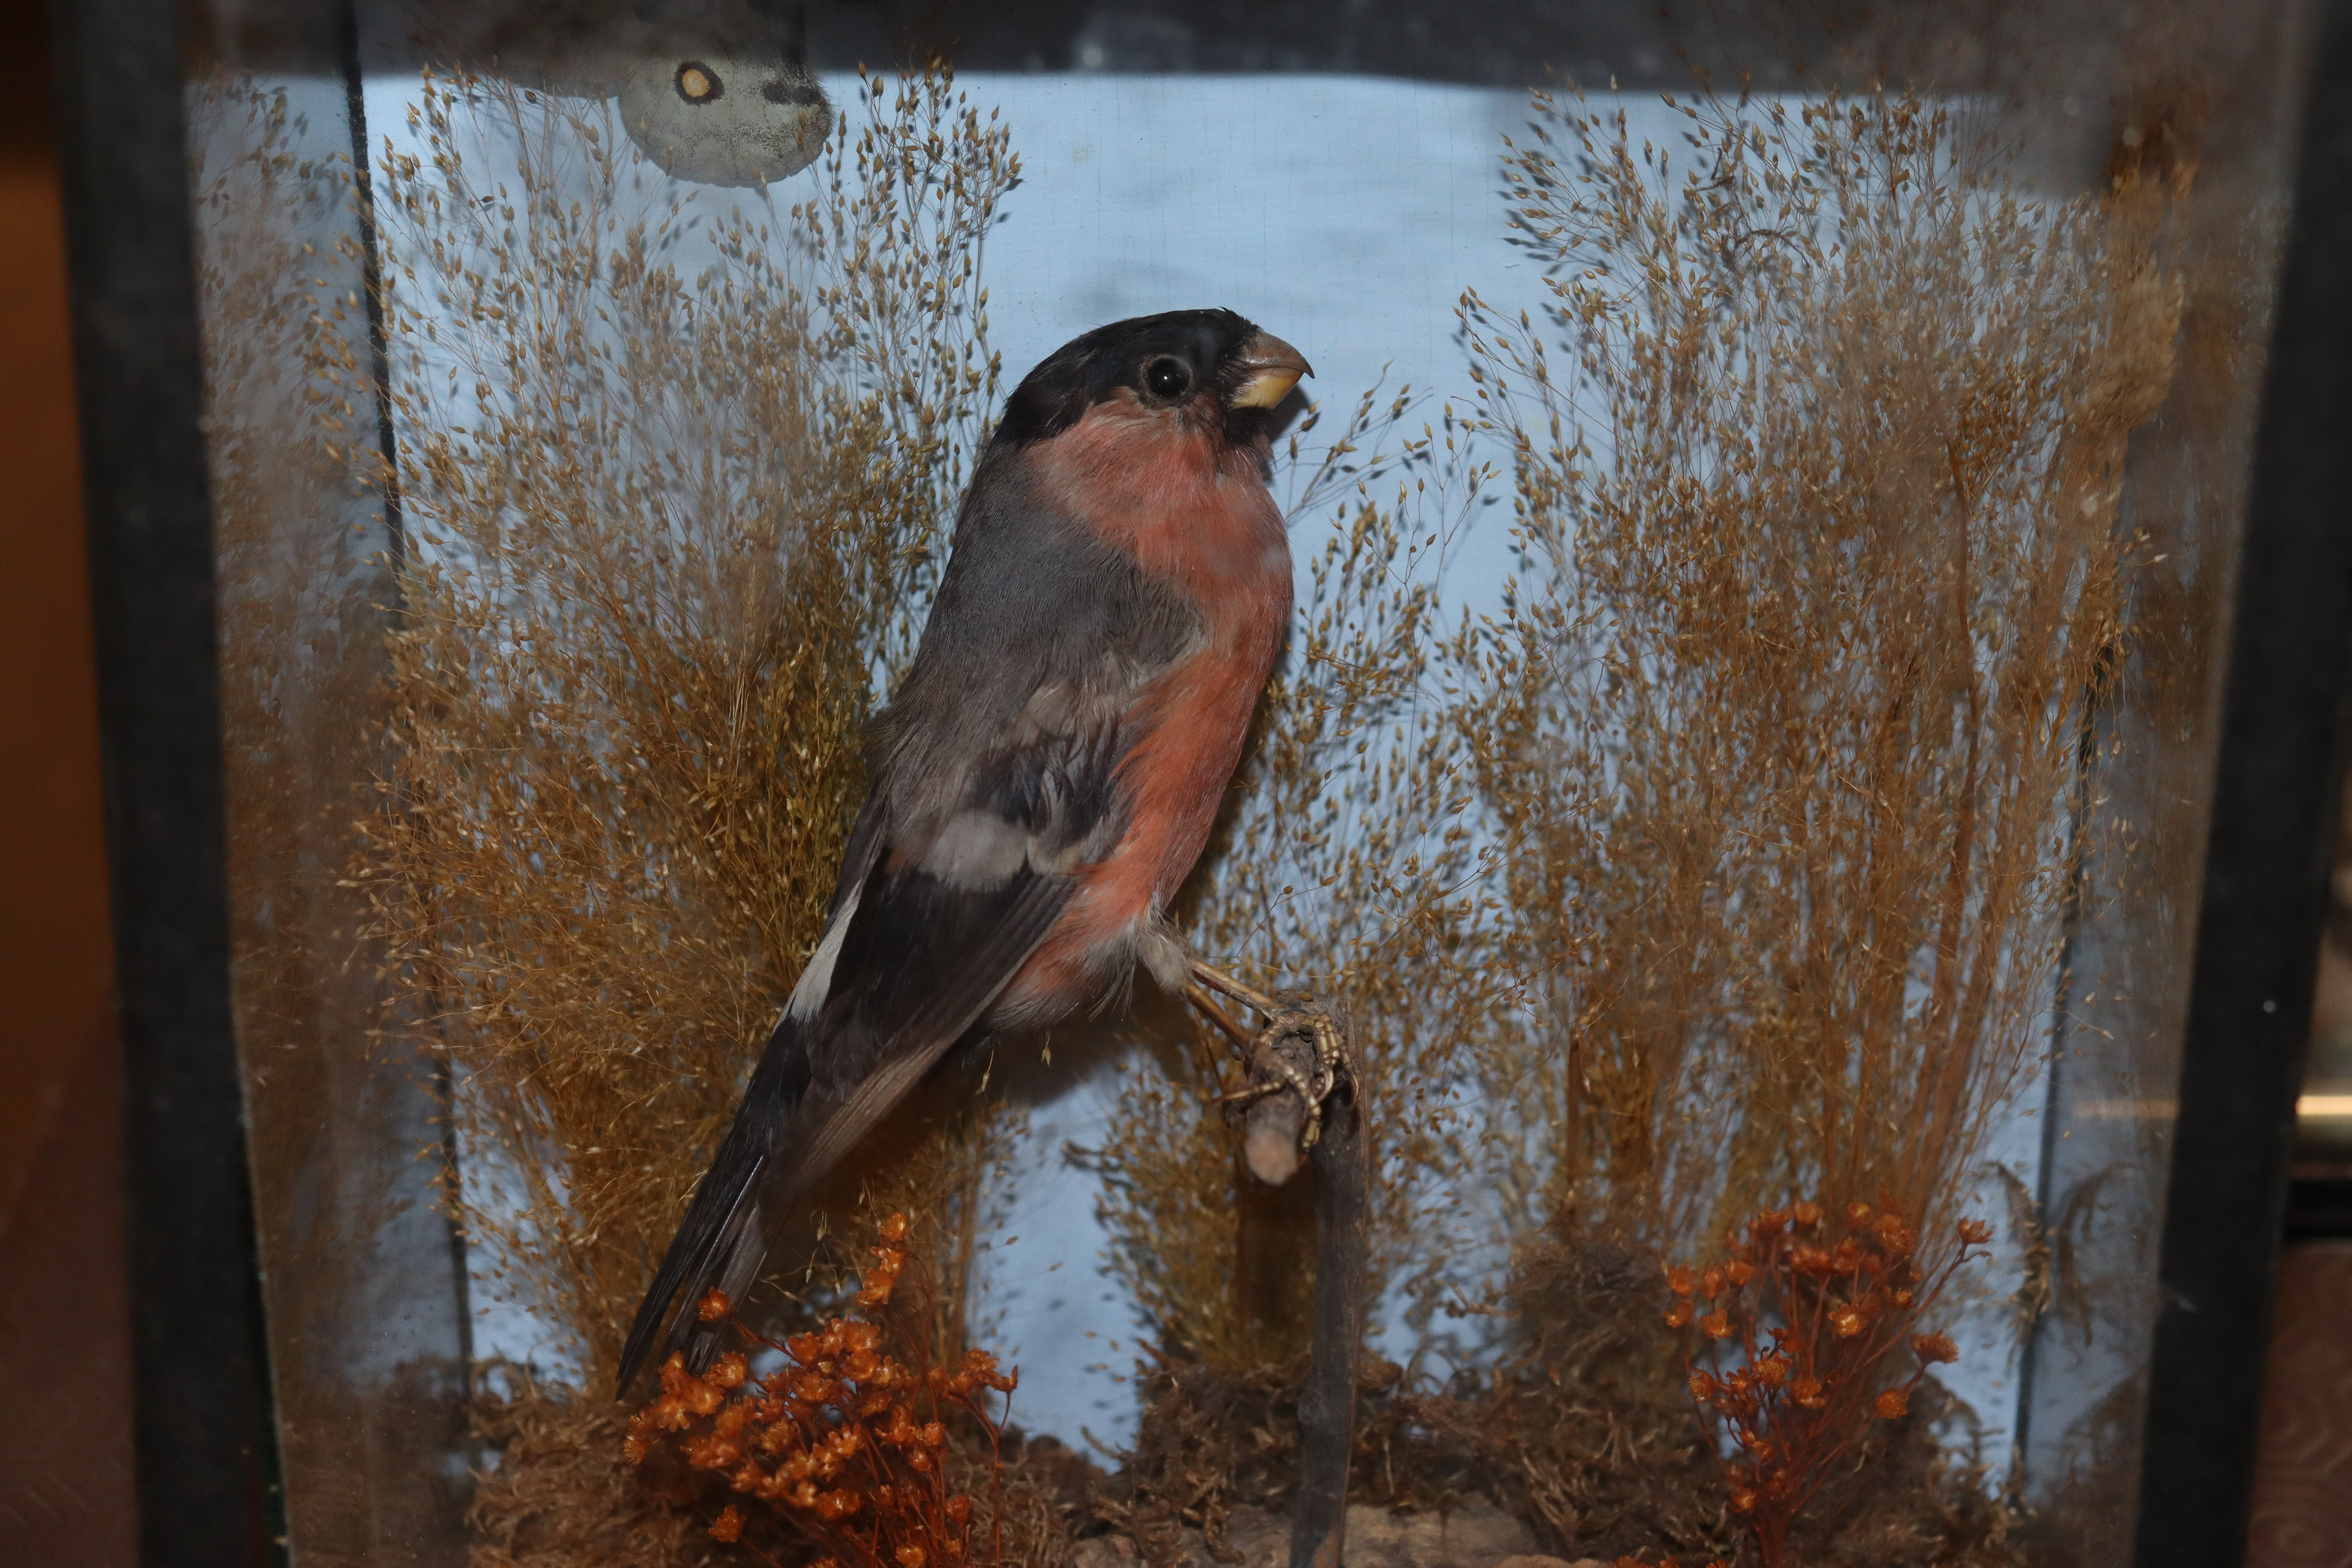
[1144,358,1191,398]
[675,62,723,103]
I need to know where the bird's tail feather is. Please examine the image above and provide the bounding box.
[614,1016,810,1396]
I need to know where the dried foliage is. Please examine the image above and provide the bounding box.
[1088,1359,1337,1559]
[1426,87,2181,1557]
[627,1214,1020,1568]
[470,1367,709,1568]
[1438,1234,1736,1554]
[1457,87,2181,1269]
[1432,87,2180,1558]
[1090,1235,2008,1565]
[1401,1240,2018,1565]
[1664,1199,1990,1564]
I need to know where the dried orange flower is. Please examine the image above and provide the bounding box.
[628,1212,1011,1568]
[1662,1194,1996,1568]
[699,1288,733,1323]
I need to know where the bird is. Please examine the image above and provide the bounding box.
[616,308,1311,1394]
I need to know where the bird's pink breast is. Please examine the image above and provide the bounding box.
[998,401,1292,1015]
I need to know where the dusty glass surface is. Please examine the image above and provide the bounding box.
[187,59,477,1566]
[181,3,2316,1566]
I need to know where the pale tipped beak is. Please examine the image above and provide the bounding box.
[1228,331,1313,410]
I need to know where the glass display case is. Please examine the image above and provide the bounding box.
[45,2,2352,1565]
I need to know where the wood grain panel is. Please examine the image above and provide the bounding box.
[2249,1242,2352,1568]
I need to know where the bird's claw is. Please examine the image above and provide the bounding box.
[1189,965,1349,1180]
[1214,1005,1347,1147]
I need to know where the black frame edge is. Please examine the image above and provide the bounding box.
[46,1,274,1565]
[2135,11,2352,1564]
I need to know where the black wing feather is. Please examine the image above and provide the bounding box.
[615,860,1072,1392]
[613,1015,811,1389]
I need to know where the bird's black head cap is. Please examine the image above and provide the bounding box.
[992,308,1310,450]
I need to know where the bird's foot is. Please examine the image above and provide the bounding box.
[1184,962,1350,1186]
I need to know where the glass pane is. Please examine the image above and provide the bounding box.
[187,46,474,1568]
[185,4,2316,1565]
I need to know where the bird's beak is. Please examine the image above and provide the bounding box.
[1229,332,1313,409]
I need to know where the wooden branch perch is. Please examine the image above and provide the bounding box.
[1223,1005,1368,1568]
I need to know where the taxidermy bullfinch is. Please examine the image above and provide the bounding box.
[617,309,1312,1393]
